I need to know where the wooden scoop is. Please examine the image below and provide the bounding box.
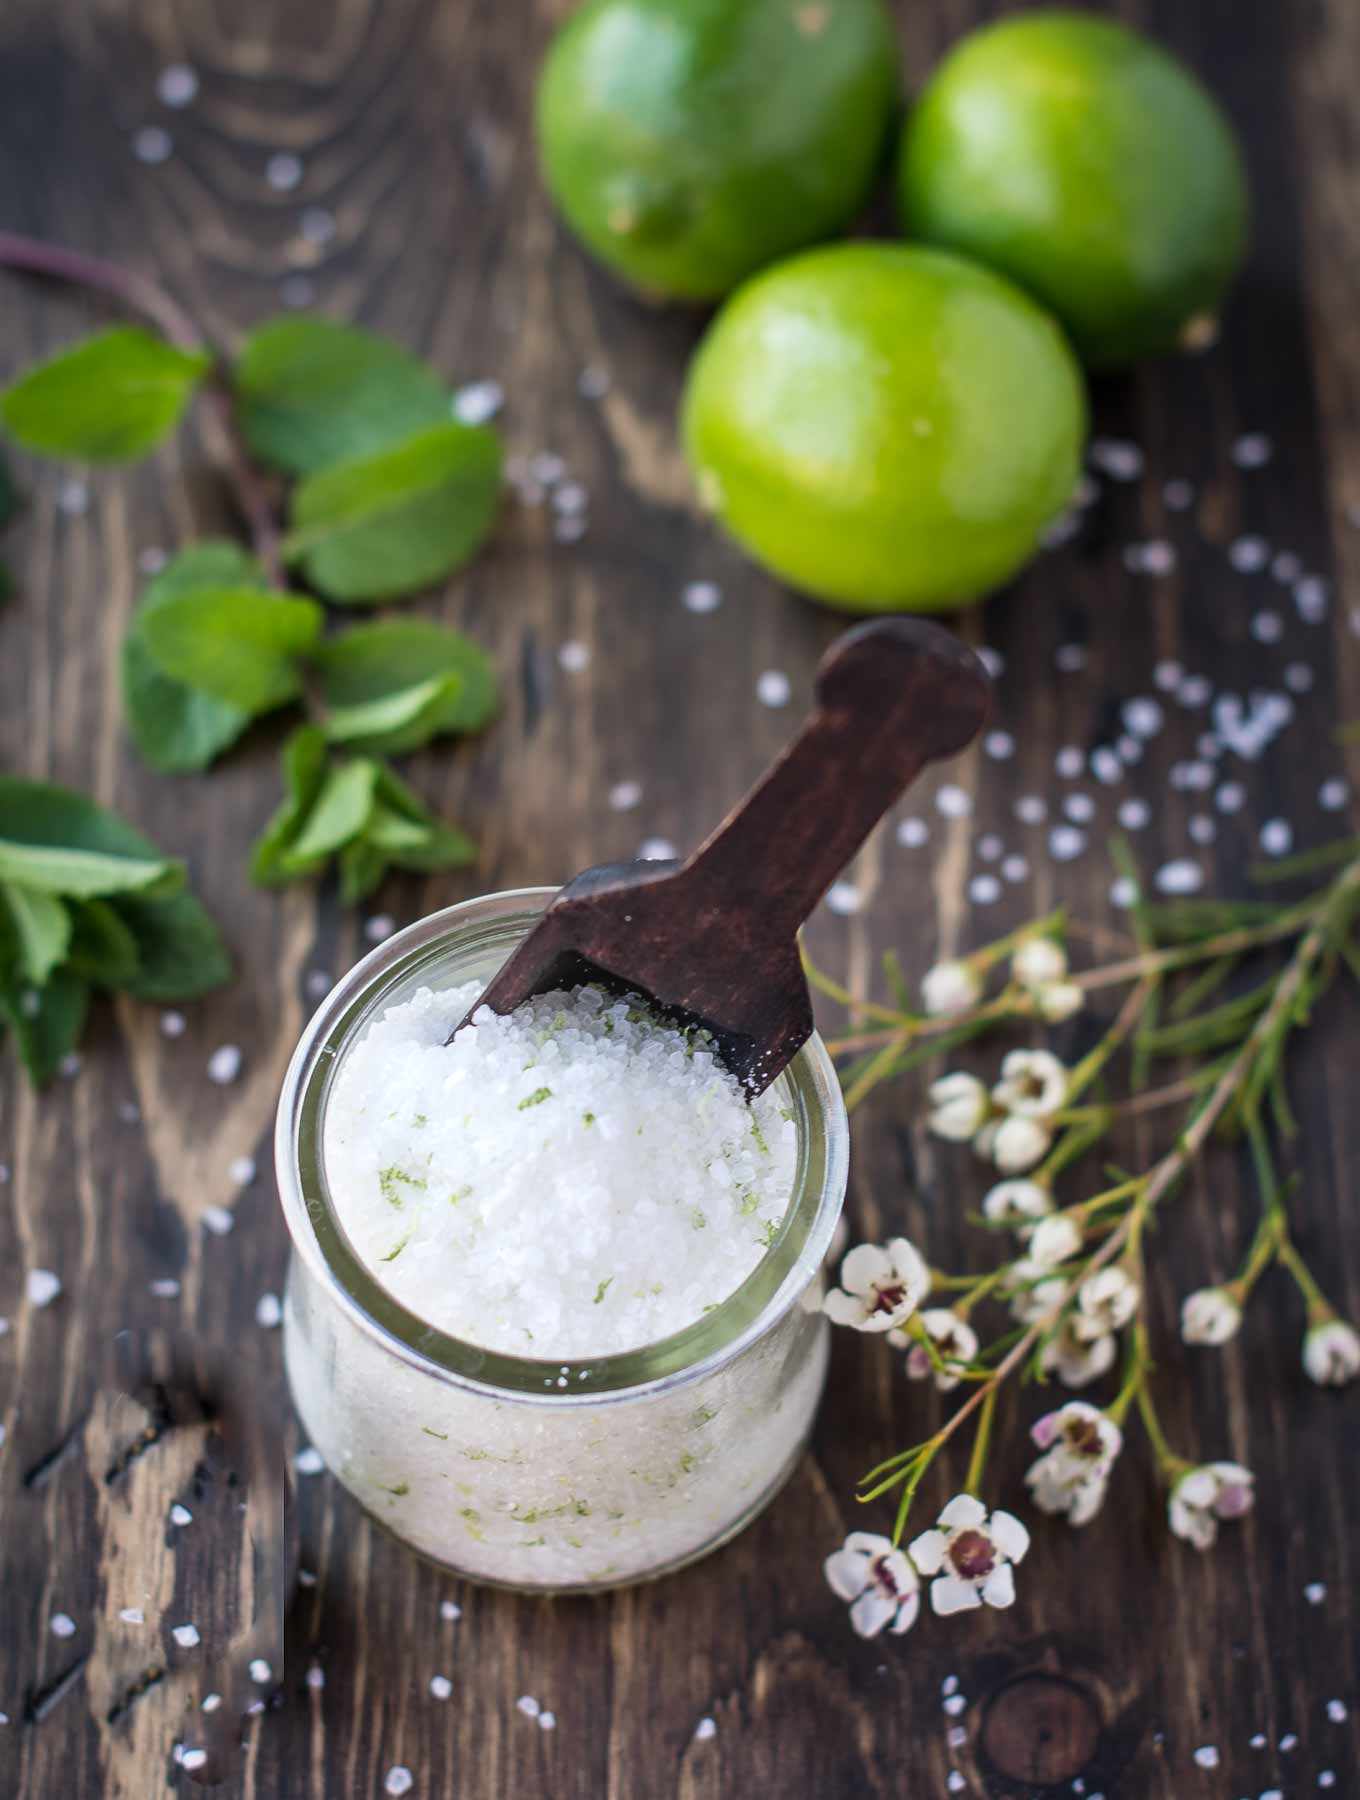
[452,617,991,1093]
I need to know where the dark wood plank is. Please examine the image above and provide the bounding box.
[0,2,1356,1797]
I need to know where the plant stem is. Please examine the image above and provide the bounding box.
[962,1387,997,1497]
[0,230,285,587]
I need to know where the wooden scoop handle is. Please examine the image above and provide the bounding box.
[679,617,990,939]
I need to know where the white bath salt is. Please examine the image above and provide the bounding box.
[157,64,199,107]
[1319,1772,1337,1788]
[1284,661,1314,693]
[300,206,337,246]
[50,1612,76,1639]
[977,834,1004,862]
[1054,747,1084,779]
[825,881,863,916]
[555,513,588,547]
[439,1600,462,1622]
[180,1749,208,1773]
[943,1693,967,1718]
[941,1674,959,1698]
[1229,535,1269,573]
[682,580,722,614]
[578,364,611,399]
[172,1624,201,1648]
[57,479,90,517]
[170,1504,193,1527]
[27,1269,62,1308]
[384,1769,414,1798]
[936,784,972,818]
[637,838,678,862]
[529,451,565,486]
[1177,674,1213,708]
[1305,1580,1328,1605]
[608,780,642,813]
[1260,1789,1284,1800]
[1015,795,1046,826]
[118,1608,145,1625]
[516,1695,541,1718]
[1170,760,1214,792]
[1215,782,1247,814]
[983,730,1015,761]
[756,670,791,708]
[265,152,304,191]
[133,125,173,164]
[255,1293,283,1330]
[294,1446,325,1476]
[1325,1698,1347,1722]
[1001,855,1029,884]
[1049,826,1086,862]
[452,380,503,426]
[1251,610,1284,644]
[1162,480,1194,512]
[1156,859,1204,895]
[538,1712,557,1731]
[202,1206,234,1237]
[207,1044,242,1085]
[946,1774,967,1794]
[58,1050,82,1079]
[305,1666,325,1691]
[558,640,591,673]
[430,1675,453,1700]
[968,875,1002,906]
[946,1726,967,1749]
[1249,1733,1267,1748]
[1054,644,1087,673]
[1192,1745,1219,1769]
[161,1009,187,1039]
[365,915,396,944]
[1232,432,1272,468]
[1272,550,1302,584]
[1064,793,1095,824]
[1089,438,1143,481]
[896,817,929,847]
[975,646,1004,679]
[297,1569,318,1587]
[1117,735,1143,765]
[1318,778,1349,812]
[1110,877,1138,910]
[1260,819,1293,857]
[1294,575,1330,622]
[150,1278,181,1299]
[1129,539,1176,576]
[324,984,798,1357]
[694,1717,717,1741]
[1153,661,1184,692]
[229,1156,257,1188]
[250,1658,273,1684]
[1188,815,1217,845]
[1090,747,1122,786]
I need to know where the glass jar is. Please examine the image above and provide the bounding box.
[276,888,848,1593]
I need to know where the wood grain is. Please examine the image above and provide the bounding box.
[0,2,1357,1797]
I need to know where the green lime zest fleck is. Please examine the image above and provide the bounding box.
[593,1277,613,1305]
[679,1451,696,1474]
[449,1184,472,1204]
[690,1208,707,1230]
[582,1111,596,1127]
[749,1114,770,1156]
[378,1480,410,1497]
[381,1232,412,1262]
[378,1164,427,1207]
[421,1426,449,1440]
[518,1085,553,1110]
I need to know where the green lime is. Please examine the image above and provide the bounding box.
[681,242,1086,613]
[896,12,1249,368]
[535,0,898,302]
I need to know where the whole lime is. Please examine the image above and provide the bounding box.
[681,242,1087,612]
[896,12,1250,368]
[535,0,898,302]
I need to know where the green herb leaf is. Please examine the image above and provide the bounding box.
[338,837,388,904]
[64,898,142,988]
[250,726,330,886]
[122,543,269,772]
[284,421,502,603]
[313,618,497,753]
[234,316,451,476]
[139,586,323,713]
[0,779,182,897]
[288,760,378,864]
[0,883,70,985]
[368,763,476,871]
[109,890,232,1000]
[0,328,211,462]
[0,967,89,1086]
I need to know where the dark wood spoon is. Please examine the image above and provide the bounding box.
[451,617,991,1093]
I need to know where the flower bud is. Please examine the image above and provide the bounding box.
[1029,1214,1082,1269]
[927,1071,989,1142]
[1012,937,1068,988]
[921,959,982,1017]
[1034,981,1084,1024]
[990,1115,1053,1174]
[1303,1317,1360,1387]
[1180,1286,1242,1347]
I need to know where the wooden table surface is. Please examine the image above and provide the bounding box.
[1,1,1357,1795]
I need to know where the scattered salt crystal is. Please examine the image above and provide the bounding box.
[118,1608,145,1625]
[250,1659,273,1684]
[1259,819,1293,857]
[1279,1733,1298,1751]
[941,1675,959,1697]
[1055,747,1084,779]
[558,640,591,673]
[207,1044,242,1085]
[202,1206,234,1237]
[578,365,611,399]
[1319,778,1349,811]
[133,126,173,164]
[365,915,395,943]
[694,1717,717,1741]
[1260,1790,1284,1800]
[516,1695,541,1718]
[1089,438,1143,481]
[1170,761,1214,792]
[529,451,565,486]
[942,1693,967,1717]
[1156,860,1204,895]
[1251,611,1283,643]
[1162,480,1194,511]
[968,875,1001,906]
[756,670,791,708]
[430,1675,453,1699]
[1325,1699,1347,1722]
[182,1749,208,1772]
[1153,660,1184,691]
[984,730,1015,760]
[265,152,304,191]
[976,647,1004,679]
[157,64,199,107]
[57,479,90,516]
[896,817,929,848]
[1249,1733,1266,1748]
[1188,815,1217,845]
[1049,826,1085,862]
[1319,1773,1337,1788]
[1284,662,1314,693]
[159,1009,188,1042]
[608,780,642,812]
[826,881,863,916]
[1091,747,1122,785]
[298,1569,318,1587]
[1064,794,1095,824]
[1127,539,1176,575]
[1015,795,1046,825]
[229,1156,257,1187]
[440,1600,462,1621]
[50,1612,76,1638]
[554,514,588,544]
[1110,878,1139,909]
[637,838,677,862]
[946,1774,966,1794]
[1229,535,1269,573]
[170,1504,193,1527]
[1216,782,1246,813]
[1117,736,1143,764]
[936,784,972,818]
[27,1269,61,1308]
[255,1293,283,1329]
[294,1447,325,1476]
[150,1278,180,1298]
[552,482,588,518]
[1272,550,1303,583]
[1294,575,1330,622]
[452,380,503,426]
[1177,674,1213,708]
[1055,644,1087,673]
[173,1624,201,1648]
[306,1666,325,1690]
[682,581,721,614]
[384,1770,414,1798]
[1001,855,1029,884]
[1233,433,1273,468]
[977,834,1003,862]
[538,1712,557,1731]
[947,1725,967,1749]
[1192,1745,1219,1768]
[1305,1581,1327,1605]
[202,1693,222,1712]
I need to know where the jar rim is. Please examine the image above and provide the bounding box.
[275,888,849,1407]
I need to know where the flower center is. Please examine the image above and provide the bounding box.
[872,1282,906,1315]
[1065,1417,1104,1459]
[871,1555,900,1598]
[949,1529,996,1581]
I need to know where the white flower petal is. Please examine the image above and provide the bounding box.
[937,1493,988,1531]
[823,1290,869,1328]
[889,1589,921,1634]
[930,1575,983,1616]
[989,1510,1031,1563]
[844,1530,894,1558]
[849,1587,898,1638]
[1067,1477,1108,1527]
[982,1562,1017,1608]
[824,1549,872,1601]
[1175,1468,1218,1509]
[840,1243,892,1297]
[907,1528,948,1575]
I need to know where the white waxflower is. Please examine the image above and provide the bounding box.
[990,1115,1053,1174]
[1169,1462,1255,1550]
[823,1239,929,1334]
[1075,1267,1139,1338]
[982,1178,1053,1233]
[1012,937,1068,988]
[921,959,982,1017]
[1303,1318,1360,1387]
[1006,1260,1067,1325]
[1040,1319,1118,1389]
[1033,981,1085,1024]
[1029,1214,1083,1269]
[992,1049,1069,1119]
[1025,1402,1122,1526]
[1181,1286,1243,1346]
[909,1495,1030,1616]
[928,1072,989,1142]
[824,1531,921,1638]
[902,1309,979,1392]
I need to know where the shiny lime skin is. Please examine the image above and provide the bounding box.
[896,12,1250,368]
[681,242,1087,612]
[535,0,898,302]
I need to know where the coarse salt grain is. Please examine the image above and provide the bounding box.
[365,915,395,943]
[1015,796,1046,825]
[1049,826,1085,862]
[27,1269,61,1308]
[946,1774,966,1794]
[1319,778,1349,811]
[976,647,1004,679]
[1055,747,1084,779]
[133,126,173,164]
[608,780,642,813]
[1260,819,1293,857]
[578,365,610,399]
[1229,536,1269,573]
[1192,1745,1219,1768]
[637,838,677,862]
[1055,644,1087,673]
[255,1293,283,1329]
[756,670,791,708]
[229,1156,257,1187]
[1163,480,1194,511]
[1090,438,1143,481]
[181,1749,208,1772]
[943,1693,967,1717]
[118,1608,145,1625]
[266,152,303,191]
[1279,1733,1298,1751]
[1305,1581,1327,1604]
[558,640,591,673]
[969,875,1002,906]
[896,817,929,847]
[207,1044,242,1085]
[202,1206,234,1237]
[1001,855,1029,884]
[384,1770,414,1797]
[173,1624,201,1648]
[299,206,336,245]
[453,381,503,425]
[1295,575,1330,622]
[695,1717,717,1741]
[170,1504,193,1526]
[50,1612,76,1638]
[682,581,721,614]
[984,730,1015,760]
[150,1278,180,1298]
[440,1600,462,1621]
[161,1010,186,1038]
[538,1712,557,1731]
[977,834,1003,861]
[305,1666,325,1690]
[826,881,862,916]
[294,1446,325,1476]
[936,785,972,818]
[250,1659,273,1684]
[1284,662,1314,693]
[1156,860,1204,895]
[1064,793,1095,824]
[1110,877,1138,909]
[157,64,198,107]
[516,1695,541,1718]
[1177,674,1212,708]
[1188,815,1217,845]
[1118,799,1150,831]
[430,1675,453,1699]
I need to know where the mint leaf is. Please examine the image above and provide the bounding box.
[338,837,388,904]
[288,760,378,864]
[0,328,211,462]
[122,543,273,772]
[0,779,182,897]
[234,316,451,476]
[314,618,497,753]
[0,967,88,1085]
[110,891,232,1000]
[65,899,141,988]
[0,883,70,985]
[284,421,502,603]
[250,727,330,885]
[139,586,322,713]
[367,763,476,872]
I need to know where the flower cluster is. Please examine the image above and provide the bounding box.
[929,1047,1070,1174]
[824,1496,1029,1637]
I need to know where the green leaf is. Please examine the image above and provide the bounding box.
[313,618,497,753]
[0,327,211,462]
[338,837,388,905]
[139,587,323,713]
[110,890,232,1000]
[122,543,268,772]
[0,967,89,1086]
[0,779,182,897]
[234,316,452,477]
[0,883,70,985]
[250,727,330,886]
[288,760,377,863]
[65,899,142,988]
[284,421,502,603]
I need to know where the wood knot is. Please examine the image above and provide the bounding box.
[980,1673,1103,1785]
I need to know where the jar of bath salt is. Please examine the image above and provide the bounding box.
[276,887,848,1592]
